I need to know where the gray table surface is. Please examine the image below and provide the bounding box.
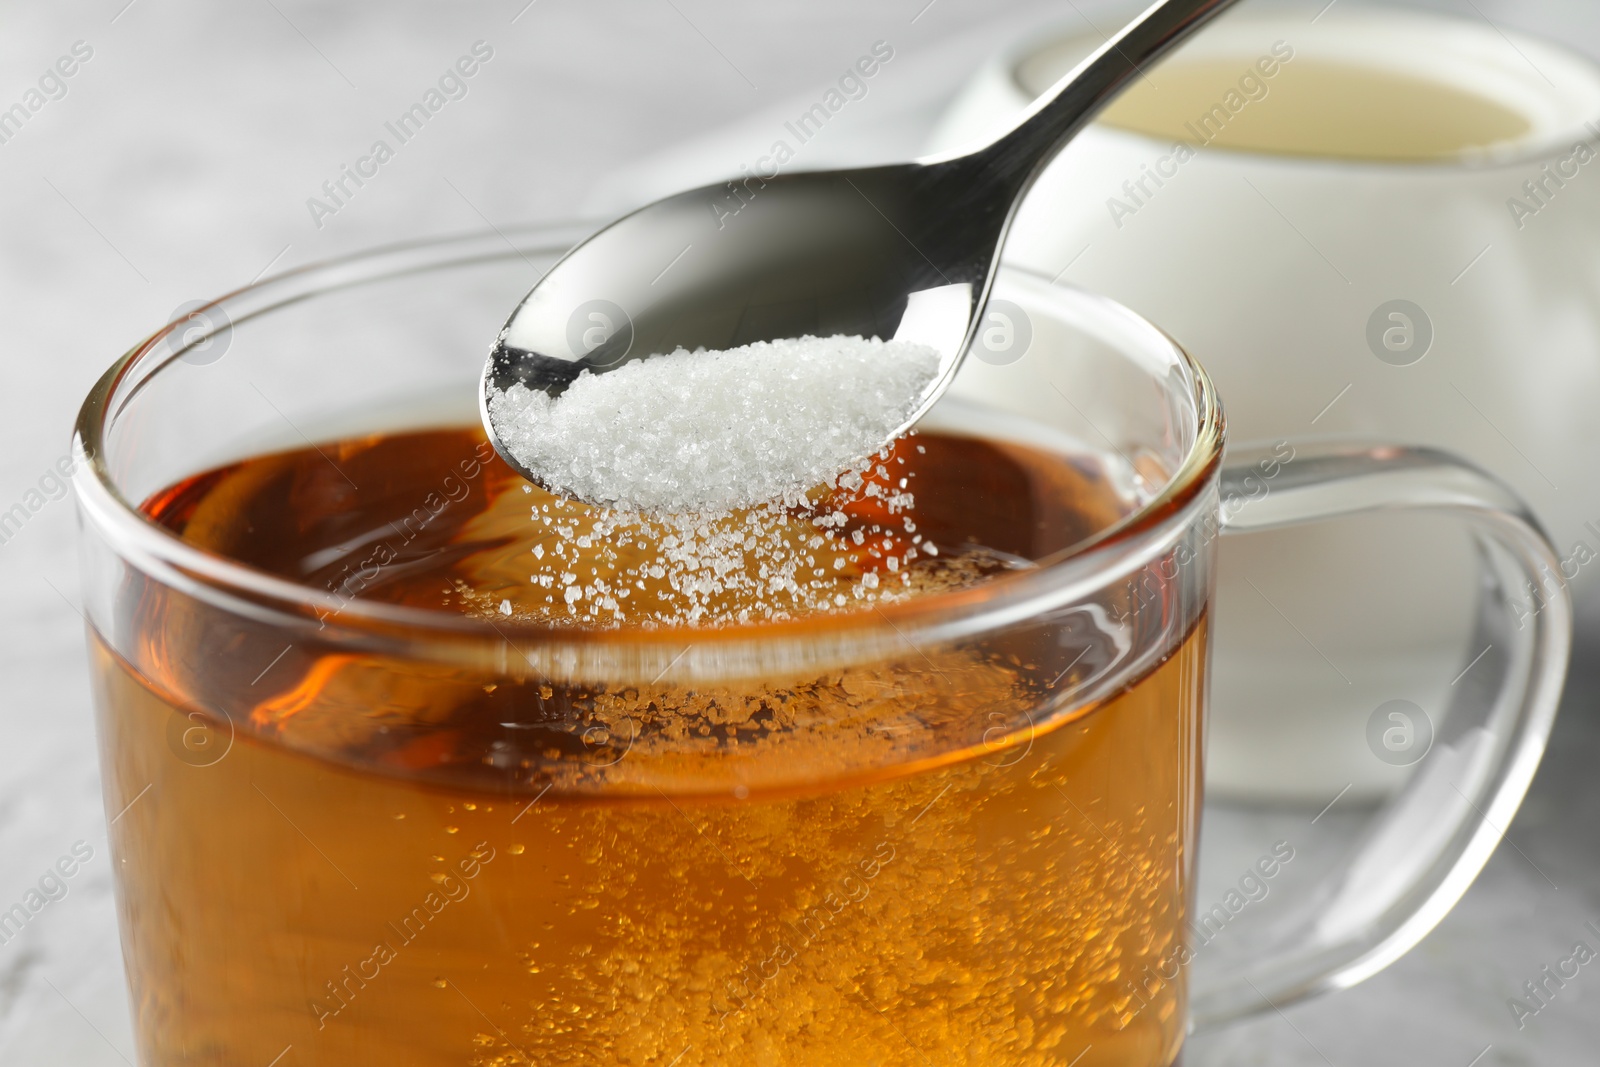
[1,1,1597,1063]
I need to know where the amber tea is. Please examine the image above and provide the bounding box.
[94,421,1204,1066]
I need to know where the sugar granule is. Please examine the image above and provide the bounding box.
[488,335,941,512]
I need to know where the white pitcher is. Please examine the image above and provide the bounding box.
[928,4,1600,800]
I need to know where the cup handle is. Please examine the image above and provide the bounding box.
[1189,441,1571,1030]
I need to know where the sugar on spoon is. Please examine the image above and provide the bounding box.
[483,0,1241,502]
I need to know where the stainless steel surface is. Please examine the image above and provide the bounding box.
[481,0,1240,490]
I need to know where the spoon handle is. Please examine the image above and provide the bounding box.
[948,0,1243,198]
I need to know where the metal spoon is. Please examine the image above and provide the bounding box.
[483,0,1239,489]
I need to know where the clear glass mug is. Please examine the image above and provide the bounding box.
[73,226,1569,1066]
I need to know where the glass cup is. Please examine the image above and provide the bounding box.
[73,226,1569,1066]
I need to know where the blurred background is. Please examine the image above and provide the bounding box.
[2,0,1598,1063]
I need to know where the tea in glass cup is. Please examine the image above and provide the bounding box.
[75,233,1568,1065]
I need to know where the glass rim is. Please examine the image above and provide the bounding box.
[72,224,1225,663]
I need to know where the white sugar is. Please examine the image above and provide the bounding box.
[488,335,941,513]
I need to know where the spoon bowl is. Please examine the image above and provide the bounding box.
[484,0,1240,491]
